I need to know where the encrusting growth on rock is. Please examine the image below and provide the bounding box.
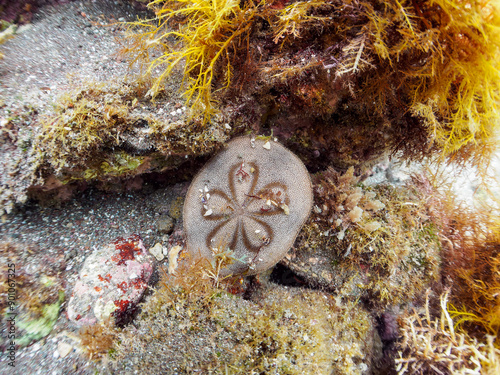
[112,260,375,374]
[67,234,154,327]
[290,166,441,309]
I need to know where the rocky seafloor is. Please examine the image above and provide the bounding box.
[1,1,500,374]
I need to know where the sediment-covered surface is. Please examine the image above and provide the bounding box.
[1,1,500,374]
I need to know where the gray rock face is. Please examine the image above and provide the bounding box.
[183,136,313,275]
[67,234,154,326]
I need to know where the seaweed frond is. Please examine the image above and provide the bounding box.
[417,168,500,341]
[124,0,266,124]
[396,291,500,374]
[362,0,500,164]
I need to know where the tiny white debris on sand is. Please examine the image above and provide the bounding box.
[57,342,73,358]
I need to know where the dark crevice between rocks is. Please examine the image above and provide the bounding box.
[22,153,211,210]
[241,275,262,301]
[141,154,211,189]
[269,263,310,288]
[372,313,399,375]
[112,300,140,328]
[241,264,318,302]
[268,262,332,293]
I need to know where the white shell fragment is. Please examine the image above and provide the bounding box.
[168,245,183,274]
[263,141,271,150]
[281,203,290,215]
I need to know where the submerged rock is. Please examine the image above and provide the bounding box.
[67,234,154,326]
[0,241,65,349]
[113,260,376,375]
[285,167,441,311]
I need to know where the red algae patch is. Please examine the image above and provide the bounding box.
[67,234,154,326]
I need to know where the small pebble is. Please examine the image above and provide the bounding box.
[157,214,175,234]
[149,243,165,261]
[57,342,73,358]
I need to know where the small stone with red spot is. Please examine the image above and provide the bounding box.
[67,234,154,326]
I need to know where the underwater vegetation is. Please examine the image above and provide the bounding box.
[396,291,500,374]
[0,22,16,59]
[5,0,498,372]
[77,318,117,360]
[291,166,441,309]
[417,170,500,343]
[111,260,375,374]
[123,0,264,124]
[125,0,500,169]
[0,241,65,349]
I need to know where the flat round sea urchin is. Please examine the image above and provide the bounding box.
[183,136,313,276]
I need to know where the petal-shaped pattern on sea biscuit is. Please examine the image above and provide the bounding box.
[228,162,259,207]
[247,182,289,216]
[184,136,313,276]
[240,216,274,253]
[205,217,239,252]
[202,189,235,220]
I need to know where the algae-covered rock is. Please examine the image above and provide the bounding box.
[15,290,64,348]
[112,260,376,374]
[0,0,231,215]
[286,167,441,310]
[0,241,65,349]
